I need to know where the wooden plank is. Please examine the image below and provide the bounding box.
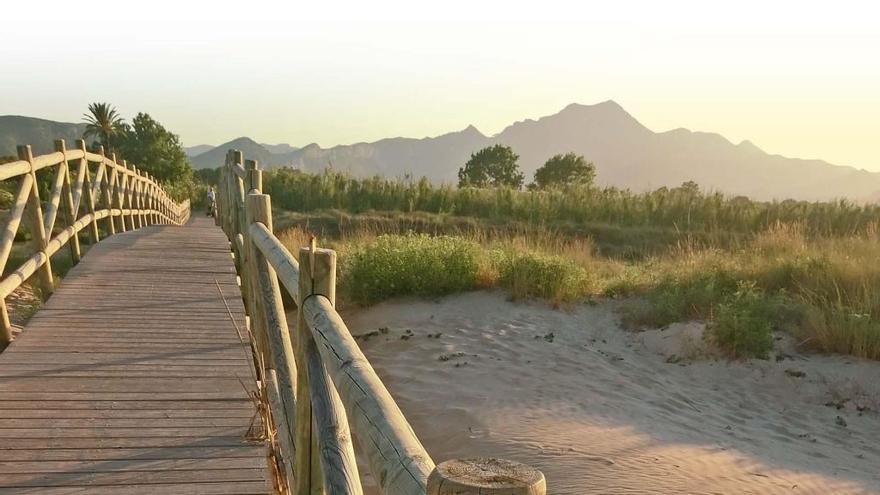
[0,437,260,449]
[0,426,252,438]
[0,393,251,401]
[0,377,255,393]
[0,409,255,419]
[0,457,267,473]
[0,446,264,462]
[0,468,268,487]
[0,401,255,411]
[0,417,252,428]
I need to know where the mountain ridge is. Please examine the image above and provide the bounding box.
[0,116,87,157]
[4,104,878,201]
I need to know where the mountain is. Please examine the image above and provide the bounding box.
[266,101,880,201]
[189,137,299,169]
[488,101,880,201]
[0,116,87,157]
[261,143,299,155]
[185,144,214,157]
[6,105,880,201]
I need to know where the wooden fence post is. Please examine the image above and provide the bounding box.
[0,302,11,347]
[17,145,54,299]
[145,174,154,225]
[75,140,100,245]
[296,243,337,495]
[427,458,546,495]
[130,165,141,229]
[122,159,135,231]
[54,140,81,264]
[99,146,117,235]
[240,160,261,326]
[0,168,34,345]
[245,159,262,193]
[246,193,299,490]
[266,369,296,493]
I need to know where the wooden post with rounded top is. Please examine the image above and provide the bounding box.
[110,152,125,233]
[245,159,261,193]
[76,139,100,244]
[122,159,135,231]
[130,165,142,229]
[428,458,546,495]
[296,241,337,495]
[17,145,54,299]
[54,140,81,264]
[240,160,261,325]
[98,146,116,235]
[145,173,155,225]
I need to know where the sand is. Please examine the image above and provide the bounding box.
[343,291,880,494]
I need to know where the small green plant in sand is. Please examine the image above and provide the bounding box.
[708,282,777,359]
[493,250,590,304]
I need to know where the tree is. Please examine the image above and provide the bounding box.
[457,145,524,188]
[532,153,596,189]
[83,102,126,152]
[116,113,193,183]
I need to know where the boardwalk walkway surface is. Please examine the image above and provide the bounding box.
[0,217,271,494]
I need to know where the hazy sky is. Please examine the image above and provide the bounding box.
[2,1,878,170]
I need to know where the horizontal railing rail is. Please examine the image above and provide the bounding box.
[0,139,191,345]
[216,149,546,495]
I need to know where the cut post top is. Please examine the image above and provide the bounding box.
[427,458,546,495]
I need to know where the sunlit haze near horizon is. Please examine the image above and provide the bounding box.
[2,1,878,170]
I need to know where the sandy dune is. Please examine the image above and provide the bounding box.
[344,291,880,494]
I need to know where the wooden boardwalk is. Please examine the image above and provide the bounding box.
[0,217,271,494]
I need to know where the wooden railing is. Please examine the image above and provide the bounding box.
[216,150,546,495]
[0,139,191,345]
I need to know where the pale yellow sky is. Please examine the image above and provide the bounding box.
[2,1,878,170]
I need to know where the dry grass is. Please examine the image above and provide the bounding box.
[274,211,880,360]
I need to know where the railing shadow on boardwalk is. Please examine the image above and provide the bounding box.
[216,150,547,494]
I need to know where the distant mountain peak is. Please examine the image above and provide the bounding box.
[458,124,485,137]
[563,100,623,112]
[738,140,763,153]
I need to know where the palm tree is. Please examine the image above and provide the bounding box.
[83,103,126,153]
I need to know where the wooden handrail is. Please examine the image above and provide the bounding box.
[302,294,435,493]
[217,148,545,495]
[0,139,190,344]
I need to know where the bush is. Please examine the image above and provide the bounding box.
[709,282,776,359]
[638,266,740,327]
[496,251,589,304]
[0,189,14,209]
[342,233,480,304]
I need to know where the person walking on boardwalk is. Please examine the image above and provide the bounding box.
[207,186,216,217]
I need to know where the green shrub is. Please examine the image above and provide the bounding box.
[640,267,740,327]
[496,251,589,304]
[342,233,480,304]
[0,189,14,209]
[709,281,776,359]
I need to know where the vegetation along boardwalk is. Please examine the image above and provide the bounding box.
[0,217,271,494]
